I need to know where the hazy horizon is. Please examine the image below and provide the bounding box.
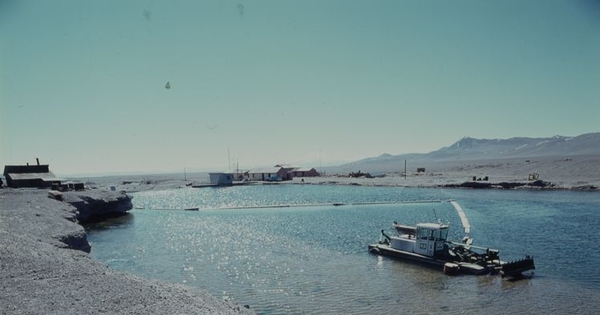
[6,131,599,178]
[2,1,599,175]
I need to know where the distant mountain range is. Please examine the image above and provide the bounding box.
[326,132,600,173]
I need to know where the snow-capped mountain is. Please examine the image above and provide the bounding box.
[327,132,600,173]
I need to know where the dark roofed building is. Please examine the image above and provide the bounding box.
[290,167,320,177]
[3,162,62,188]
[248,167,290,181]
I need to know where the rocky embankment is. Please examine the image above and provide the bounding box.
[60,190,133,223]
[0,189,254,315]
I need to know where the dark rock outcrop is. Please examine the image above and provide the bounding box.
[443,180,556,190]
[55,228,91,252]
[61,190,133,223]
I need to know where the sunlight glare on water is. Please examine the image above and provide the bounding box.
[86,185,600,314]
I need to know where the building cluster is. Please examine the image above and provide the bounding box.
[1,160,320,189]
[209,164,320,186]
[2,159,83,190]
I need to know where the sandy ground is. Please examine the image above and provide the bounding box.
[81,155,600,192]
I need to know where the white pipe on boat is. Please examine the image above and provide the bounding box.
[450,200,471,234]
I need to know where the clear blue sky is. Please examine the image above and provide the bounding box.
[1,0,599,176]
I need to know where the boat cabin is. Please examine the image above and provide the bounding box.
[391,222,449,258]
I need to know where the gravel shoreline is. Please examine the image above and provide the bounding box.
[0,189,254,315]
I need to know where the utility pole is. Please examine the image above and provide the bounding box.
[319,149,322,174]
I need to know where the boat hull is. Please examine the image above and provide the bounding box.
[368,243,446,268]
[368,243,495,275]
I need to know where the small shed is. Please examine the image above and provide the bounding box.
[209,173,234,186]
[65,182,86,191]
[274,164,298,180]
[248,167,290,181]
[3,162,63,188]
[290,167,320,177]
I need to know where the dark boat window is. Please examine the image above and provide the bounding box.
[418,228,430,240]
[437,228,449,241]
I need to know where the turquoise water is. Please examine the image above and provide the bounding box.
[86,185,600,314]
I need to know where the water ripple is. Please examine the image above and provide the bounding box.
[87,186,600,314]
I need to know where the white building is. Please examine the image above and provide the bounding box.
[209,172,233,186]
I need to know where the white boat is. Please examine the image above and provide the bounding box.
[368,200,535,277]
